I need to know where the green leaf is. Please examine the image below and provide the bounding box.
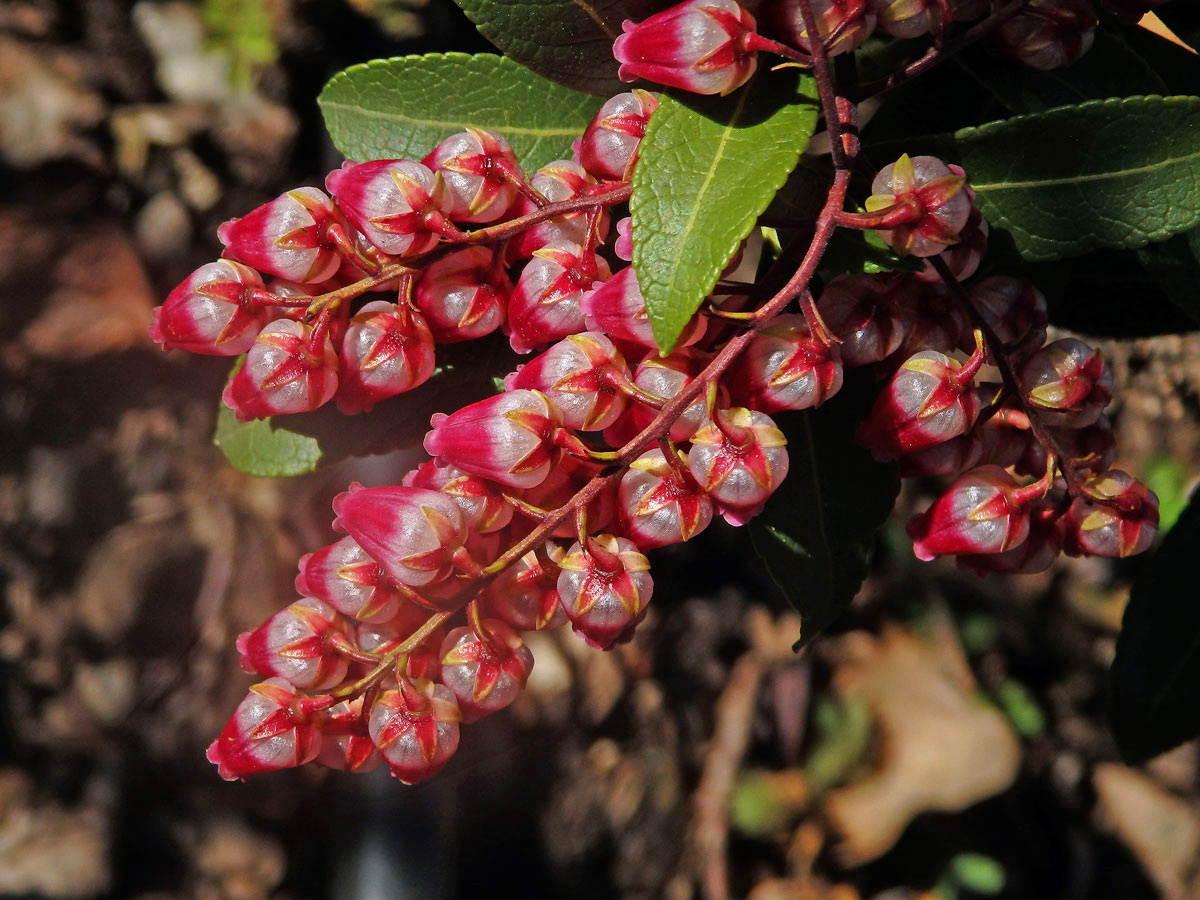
[876,96,1200,262]
[1142,454,1191,535]
[215,404,323,477]
[319,53,599,170]
[749,374,900,648]
[451,0,673,96]
[632,69,820,353]
[1110,487,1200,763]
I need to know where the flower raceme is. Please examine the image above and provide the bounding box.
[155,9,1162,785]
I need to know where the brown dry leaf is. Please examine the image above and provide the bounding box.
[823,619,1021,865]
[0,769,109,898]
[20,230,156,360]
[189,819,286,900]
[0,36,105,168]
[1093,762,1200,899]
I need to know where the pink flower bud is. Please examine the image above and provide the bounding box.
[871,0,940,38]
[857,346,984,460]
[358,608,447,683]
[771,0,876,55]
[891,283,972,360]
[335,301,436,415]
[578,90,659,182]
[440,619,535,722]
[507,161,605,260]
[619,449,713,548]
[514,455,618,539]
[423,389,563,490]
[995,0,1096,70]
[481,544,567,631]
[404,459,514,533]
[325,159,451,257]
[236,597,350,690]
[582,266,704,350]
[315,698,383,773]
[958,501,1064,575]
[506,332,631,431]
[296,536,406,623]
[207,678,322,781]
[967,276,1047,361]
[729,314,844,413]
[368,679,461,783]
[507,242,611,354]
[415,246,510,343]
[688,407,789,524]
[150,260,277,356]
[423,127,521,224]
[906,465,1036,560]
[331,484,468,588]
[867,155,973,258]
[604,349,722,446]
[558,534,653,649]
[613,0,759,96]
[217,187,343,283]
[817,274,911,366]
[917,207,988,284]
[898,431,984,478]
[1065,470,1159,558]
[614,216,634,261]
[222,318,339,421]
[1019,338,1111,428]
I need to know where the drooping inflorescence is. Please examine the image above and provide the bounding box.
[151,0,1161,784]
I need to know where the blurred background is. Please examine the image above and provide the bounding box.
[2,2,1200,898]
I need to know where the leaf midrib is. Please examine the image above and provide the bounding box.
[319,100,585,139]
[657,88,752,302]
[974,146,1200,192]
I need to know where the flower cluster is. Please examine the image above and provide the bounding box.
[151,0,1162,786]
[172,87,809,782]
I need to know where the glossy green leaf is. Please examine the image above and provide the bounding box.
[319,53,599,169]
[632,69,820,352]
[749,375,900,648]
[451,0,673,96]
[1110,487,1200,763]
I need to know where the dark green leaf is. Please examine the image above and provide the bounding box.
[451,0,673,96]
[749,375,900,648]
[632,69,820,352]
[880,96,1200,262]
[1110,487,1200,763]
[319,53,599,170]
